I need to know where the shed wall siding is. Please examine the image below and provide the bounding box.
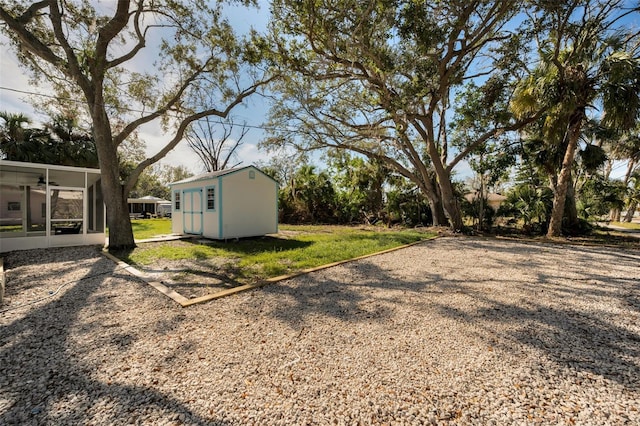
[203,182,219,238]
[220,169,277,239]
[171,186,184,234]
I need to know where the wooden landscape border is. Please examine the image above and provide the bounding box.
[103,236,437,307]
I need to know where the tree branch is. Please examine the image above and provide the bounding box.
[95,0,131,66]
[0,3,66,74]
[106,2,148,69]
[123,76,277,192]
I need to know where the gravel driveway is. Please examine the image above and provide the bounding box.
[1,237,639,425]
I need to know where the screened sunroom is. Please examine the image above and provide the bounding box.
[0,160,105,253]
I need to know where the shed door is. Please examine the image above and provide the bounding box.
[183,188,203,235]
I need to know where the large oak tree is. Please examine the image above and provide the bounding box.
[0,0,272,249]
[263,0,537,230]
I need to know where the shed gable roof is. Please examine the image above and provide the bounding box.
[170,165,278,186]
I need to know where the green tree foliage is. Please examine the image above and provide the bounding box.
[328,152,390,224]
[462,140,517,231]
[623,172,640,221]
[510,0,640,237]
[577,175,627,220]
[0,111,48,163]
[279,165,337,223]
[498,184,553,234]
[606,129,640,221]
[385,182,433,228]
[44,115,98,168]
[128,164,192,201]
[264,0,533,231]
[262,154,430,226]
[0,111,97,167]
[0,1,273,250]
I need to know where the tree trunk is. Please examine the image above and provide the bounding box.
[427,196,447,227]
[93,119,136,251]
[477,176,486,232]
[623,159,636,186]
[610,208,621,222]
[563,176,579,232]
[547,114,583,238]
[423,132,463,231]
[101,170,135,251]
[412,167,446,226]
[623,200,637,222]
[439,177,463,231]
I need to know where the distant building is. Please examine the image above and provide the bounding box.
[127,196,171,218]
[464,192,507,212]
[170,165,278,239]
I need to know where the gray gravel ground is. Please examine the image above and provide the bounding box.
[1,237,639,425]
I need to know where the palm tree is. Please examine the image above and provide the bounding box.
[45,115,98,168]
[511,3,640,237]
[604,129,640,221]
[0,111,49,162]
[623,172,640,222]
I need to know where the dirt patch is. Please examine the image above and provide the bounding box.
[116,240,257,300]
[138,258,244,299]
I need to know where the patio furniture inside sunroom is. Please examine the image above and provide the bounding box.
[0,160,105,253]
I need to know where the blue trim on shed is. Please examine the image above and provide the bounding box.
[205,185,216,211]
[217,176,224,239]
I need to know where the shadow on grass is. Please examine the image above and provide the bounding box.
[190,235,314,255]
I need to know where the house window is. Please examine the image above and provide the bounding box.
[206,187,215,211]
[249,170,256,179]
[174,191,181,211]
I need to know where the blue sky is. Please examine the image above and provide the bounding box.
[1,1,637,182]
[0,1,274,174]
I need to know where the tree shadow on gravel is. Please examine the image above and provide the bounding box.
[261,257,444,327]
[0,248,229,426]
[261,237,640,390]
[435,240,640,390]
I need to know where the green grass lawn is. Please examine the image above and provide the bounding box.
[130,218,173,240]
[116,224,436,282]
[107,218,173,240]
[610,221,640,230]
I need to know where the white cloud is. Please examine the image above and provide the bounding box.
[1,26,274,174]
[0,36,50,124]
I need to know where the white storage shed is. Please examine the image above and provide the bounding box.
[170,166,278,239]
